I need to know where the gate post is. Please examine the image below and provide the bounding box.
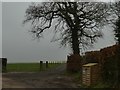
[40,61,43,71]
[67,54,81,72]
[0,58,7,72]
[46,61,48,68]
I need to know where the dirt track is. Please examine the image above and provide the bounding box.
[2,64,79,88]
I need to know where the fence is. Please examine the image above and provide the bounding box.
[6,60,66,72]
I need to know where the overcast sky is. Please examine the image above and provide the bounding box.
[0,2,2,89]
[2,2,116,63]
[0,2,2,59]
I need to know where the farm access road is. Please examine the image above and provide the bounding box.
[2,64,79,88]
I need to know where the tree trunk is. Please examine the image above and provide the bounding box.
[71,29,80,54]
[67,3,81,72]
[66,29,81,72]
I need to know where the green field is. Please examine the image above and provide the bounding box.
[7,62,63,72]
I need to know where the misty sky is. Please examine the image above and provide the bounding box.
[0,2,2,59]
[2,2,116,63]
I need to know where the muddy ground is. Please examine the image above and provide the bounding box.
[2,64,80,88]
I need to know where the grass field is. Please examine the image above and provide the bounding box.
[7,62,63,72]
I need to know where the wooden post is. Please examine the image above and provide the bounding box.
[0,58,2,72]
[46,61,48,68]
[0,58,7,72]
[40,61,43,71]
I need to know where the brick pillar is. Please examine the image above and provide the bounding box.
[67,54,81,72]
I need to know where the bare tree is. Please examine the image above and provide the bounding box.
[23,2,110,55]
[111,1,120,44]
